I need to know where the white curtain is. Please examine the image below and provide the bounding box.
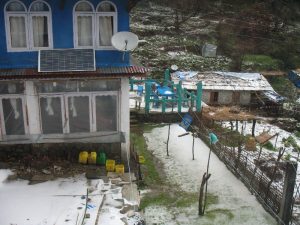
[32,16,48,47]
[9,16,27,48]
[8,84,20,119]
[99,16,113,46]
[77,16,93,46]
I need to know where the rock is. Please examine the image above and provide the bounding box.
[99,176,109,183]
[86,170,102,179]
[29,174,54,184]
[120,205,134,214]
[120,217,128,225]
[6,174,18,181]
[120,173,136,182]
[122,184,140,205]
[42,169,51,175]
[107,172,120,179]
[127,210,135,218]
[111,178,122,185]
[0,162,9,169]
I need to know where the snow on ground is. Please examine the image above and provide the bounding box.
[143,124,276,225]
[0,170,140,225]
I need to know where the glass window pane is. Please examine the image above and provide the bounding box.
[37,81,77,93]
[99,16,113,46]
[32,16,49,47]
[30,2,49,11]
[96,95,117,131]
[77,16,93,46]
[2,98,25,135]
[68,96,90,133]
[76,2,93,12]
[0,82,24,94]
[9,16,27,48]
[40,97,63,134]
[6,2,25,11]
[97,3,115,12]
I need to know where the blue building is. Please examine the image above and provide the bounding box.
[0,0,146,161]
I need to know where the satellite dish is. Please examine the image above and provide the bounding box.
[111,32,139,52]
[171,64,178,71]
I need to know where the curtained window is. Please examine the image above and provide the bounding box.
[74,2,94,47]
[73,1,117,49]
[5,0,52,51]
[5,1,27,49]
[96,2,116,47]
[29,1,50,48]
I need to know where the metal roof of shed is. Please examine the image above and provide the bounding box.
[172,71,274,91]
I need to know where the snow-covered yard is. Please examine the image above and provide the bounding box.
[0,170,141,225]
[143,124,276,225]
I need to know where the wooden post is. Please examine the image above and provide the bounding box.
[252,119,256,137]
[279,162,298,225]
[198,172,211,216]
[166,124,171,156]
[192,131,195,160]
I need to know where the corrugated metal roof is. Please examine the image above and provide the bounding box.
[172,71,274,91]
[0,66,149,80]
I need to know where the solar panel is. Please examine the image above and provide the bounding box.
[38,49,95,72]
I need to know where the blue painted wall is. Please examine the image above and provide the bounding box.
[0,0,130,69]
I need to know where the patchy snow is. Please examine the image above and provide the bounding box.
[0,171,142,225]
[143,124,276,225]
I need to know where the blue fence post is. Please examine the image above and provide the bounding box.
[130,78,134,91]
[162,97,166,113]
[177,81,182,113]
[164,68,170,86]
[196,82,202,112]
[145,82,151,114]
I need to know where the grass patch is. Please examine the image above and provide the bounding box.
[131,127,162,186]
[242,54,283,71]
[267,76,297,101]
[140,191,217,210]
[263,141,276,151]
[206,208,234,220]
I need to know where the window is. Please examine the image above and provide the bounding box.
[210,92,219,103]
[0,82,27,135]
[29,1,52,49]
[37,80,120,134]
[73,1,117,49]
[4,0,53,51]
[96,2,117,48]
[74,1,94,47]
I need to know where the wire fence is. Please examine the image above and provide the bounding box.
[193,118,300,225]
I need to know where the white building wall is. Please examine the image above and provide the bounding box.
[218,91,232,104]
[120,77,130,162]
[25,81,41,134]
[202,91,210,103]
[240,92,251,105]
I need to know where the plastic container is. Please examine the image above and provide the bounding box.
[88,152,97,164]
[115,164,125,174]
[106,160,115,172]
[139,155,145,164]
[97,152,106,165]
[79,151,88,164]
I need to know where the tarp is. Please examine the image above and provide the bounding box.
[174,71,198,80]
[215,72,262,81]
[262,90,286,103]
